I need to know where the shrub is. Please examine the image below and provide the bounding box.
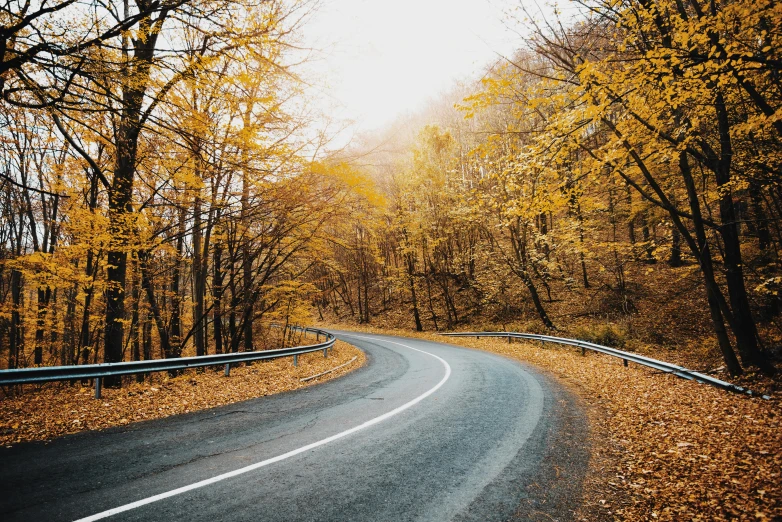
[571,324,627,349]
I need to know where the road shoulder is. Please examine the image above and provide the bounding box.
[0,340,365,446]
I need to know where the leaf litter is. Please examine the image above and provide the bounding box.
[319,323,780,521]
[441,334,781,521]
[0,340,364,447]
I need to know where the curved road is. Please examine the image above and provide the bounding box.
[0,332,589,521]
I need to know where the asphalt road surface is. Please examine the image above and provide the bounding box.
[0,331,589,521]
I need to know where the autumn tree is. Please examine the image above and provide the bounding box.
[471,0,780,373]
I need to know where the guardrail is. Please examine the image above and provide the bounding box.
[441,331,770,399]
[0,327,335,399]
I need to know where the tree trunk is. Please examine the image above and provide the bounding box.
[242,227,253,352]
[193,195,206,357]
[626,185,637,247]
[169,208,185,359]
[34,288,51,365]
[668,220,683,267]
[713,93,773,374]
[356,276,364,323]
[9,269,22,369]
[641,214,656,263]
[749,183,771,251]
[143,311,152,361]
[240,127,254,352]
[424,275,439,331]
[104,7,164,385]
[406,255,423,331]
[518,268,555,329]
[79,248,97,365]
[213,238,224,355]
[138,250,172,359]
[678,151,743,375]
[509,222,555,329]
[104,129,136,379]
[131,267,143,382]
[79,173,99,365]
[571,191,590,288]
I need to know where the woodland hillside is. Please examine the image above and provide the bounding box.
[1,0,781,386]
[314,0,782,382]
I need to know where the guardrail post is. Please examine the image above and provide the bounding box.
[323,348,328,357]
[623,358,628,367]
[94,377,102,399]
[507,335,511,344]
[293,354,298,367]
[581,344,586,356]
[224,363,231,376]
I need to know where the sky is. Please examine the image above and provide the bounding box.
[302,0,527,135]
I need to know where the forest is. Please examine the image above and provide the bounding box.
[1,0,781,384]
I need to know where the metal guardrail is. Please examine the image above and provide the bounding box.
[0,327,335,399]
[441,331,770,399]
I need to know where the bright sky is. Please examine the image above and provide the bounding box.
[303,0,526,134]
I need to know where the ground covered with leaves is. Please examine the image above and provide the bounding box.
[3,325,778,521]
[0,340,364,446]
[321,323,780,521]
[440,335,780,521]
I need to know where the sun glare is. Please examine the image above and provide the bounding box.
[304,0,522,132]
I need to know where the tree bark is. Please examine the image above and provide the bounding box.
[193,194,206,357]
[406,254,423,331]
[678,151,743,375]
[138,250,172,359]
[169,205,185,359]
[9,268,22,369]
[104,6,165,385]
[508,222,555,329]
[213,237,224,355]
[713,93,773,374]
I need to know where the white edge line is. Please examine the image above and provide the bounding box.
[75,334,451,522]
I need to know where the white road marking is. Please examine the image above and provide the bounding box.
[75,334,451,522]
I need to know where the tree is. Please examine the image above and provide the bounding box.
[489,0,779,373]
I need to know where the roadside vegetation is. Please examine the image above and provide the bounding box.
[0,0,780,518]
[309,0,782,394]
[452,335,781,522]
[322,324,780,521]
[452,334,781,522]
[1,0,779,386]
[0,340,363,446]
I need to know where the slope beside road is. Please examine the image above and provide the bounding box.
[0,332,589,521]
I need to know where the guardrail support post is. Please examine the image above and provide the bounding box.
[94,377,102,399]
[323,348,328,357]
[293,354,298,367]
[224,363,231,376]
[581,345,586,356]
[507,335,511,344]
[623,358,628,367]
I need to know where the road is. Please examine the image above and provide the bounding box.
[0,331,589,521]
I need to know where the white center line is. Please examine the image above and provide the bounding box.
[75,334,451,522]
